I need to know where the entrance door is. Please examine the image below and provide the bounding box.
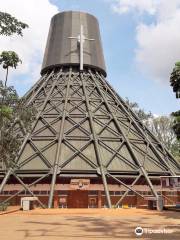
[67,190,88,208]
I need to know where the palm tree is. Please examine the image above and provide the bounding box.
[170,62,180,98]
[0,51,22,87]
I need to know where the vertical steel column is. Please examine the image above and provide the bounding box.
[90,70,159,200]
[0,168,12,193]
[48,68,72,208]
[81,72,112,208]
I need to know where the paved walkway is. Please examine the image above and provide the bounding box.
[0,208,179,239]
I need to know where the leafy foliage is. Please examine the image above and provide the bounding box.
[146,116,177,147]
[0,51,22,87]
[171,110,180,140]
[127,98,180,161]
[125,98,153,120]
[0,12,33,169]
[170,62,180,98]
[0,12,28,36]
[170,140,180,162]
[146,116,180,162]
[0,51,22,69]
[0,81,36,168]
[170,62,180,142]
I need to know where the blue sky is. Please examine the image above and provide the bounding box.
[0,0,179,115]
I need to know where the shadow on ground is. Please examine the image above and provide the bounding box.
[16,211,180,240]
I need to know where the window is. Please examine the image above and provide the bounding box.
[127,191,135,196]
[58,190,68,195]
[33,191,40,195]
[109,191,114,196]
[115,191,121,196]
[89,198,97,208]
[88,191,98,195]
[40,191,47,195]
[3,191,9,195]
[166,191,176,196]
[20,190,26,195]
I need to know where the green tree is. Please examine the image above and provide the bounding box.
[170,62,180,141]
[0,81,36,168]
[0,12,33,169]
[125,98,152,121]
[171,110,180,140]
[0,11,28,36]
[170,62,180,98]
[146,116,180,162]
[127,99,180,161]
[0,12,28,87]
[0,51,22,87]
[146,116,176,148]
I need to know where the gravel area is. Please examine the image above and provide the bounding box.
[0,208,179,239]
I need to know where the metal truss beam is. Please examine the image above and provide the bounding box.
[1,67,179,210]
[81,72,112,208]
[114,174,142,207]
[0,168,12,193]
[26,70,54,105]
[89,70,159,200]
[0,173,50,204]
[11,173,45,208]
[97,71,179,175]
[0,70,62,198]
[107,173,144,198]
[48,68,72,208]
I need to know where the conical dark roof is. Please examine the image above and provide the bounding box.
[14,67,179,176]
[0,11,179,209]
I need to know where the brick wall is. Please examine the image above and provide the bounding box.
[0,189,179,208]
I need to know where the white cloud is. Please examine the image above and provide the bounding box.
[112,0,157,15]
[0,0,58,86]
[111,0,180,84]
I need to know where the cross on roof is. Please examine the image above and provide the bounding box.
[68,25,95,71]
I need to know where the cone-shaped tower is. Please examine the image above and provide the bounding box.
[0,11,179,210]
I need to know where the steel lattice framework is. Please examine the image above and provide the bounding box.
[0,67,179,208]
